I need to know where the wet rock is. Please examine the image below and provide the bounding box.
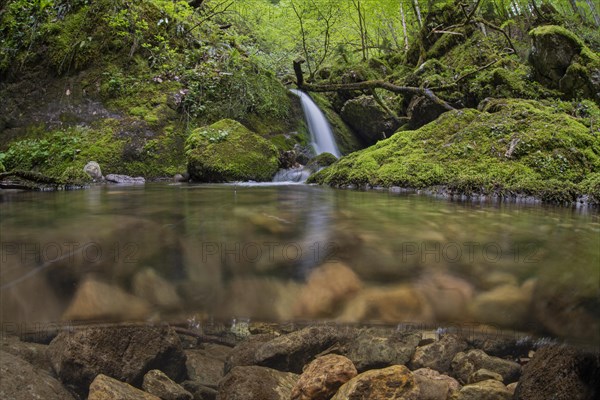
[84,161,103,181]
[133,268,182,310]
[62,277,151,321]
[331,365,419,400]
[225,333,277,374]
[293,262,362,318]
[451,349,521,384]
[105,174,146,184]
[173,173,190,182]
[345,328,421,372]
[48,325,186,397]
[143,369,193,400]
[291,354,357,400]
[506,382,518,394]
[89,374,160,400]
[417,273,474,322]
[185,348,225,387]
[514,344,600,400]
[532,277,600,343]
[181,381,217,400]
[340,95,400,145]
[218,278,301,321]
[455,379,512,400]
[217,366,298,400]
[470,283,533,328]
[1,335,53,372]
[409,334,468,374]
[338,285,433,324]
[412,368,461,400]
[468,368,504,383]
[0,350,76,400]
[254,325,346,373]
[468,334,531,359]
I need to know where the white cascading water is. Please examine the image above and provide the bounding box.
[272,90,341,183]
[290,89,341,158]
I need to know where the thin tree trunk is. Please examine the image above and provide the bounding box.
[584,0,600,26]
[400,1,409,50]
[412,0,423,27]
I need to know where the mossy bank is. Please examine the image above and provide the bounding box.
[310,99,600,204]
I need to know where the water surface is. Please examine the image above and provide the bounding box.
[1,184,598,345]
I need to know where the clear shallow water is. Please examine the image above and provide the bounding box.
[0,184,598,345]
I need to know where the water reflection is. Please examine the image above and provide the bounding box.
[0,184,598,345]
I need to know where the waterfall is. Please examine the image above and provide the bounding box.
[272,90,341,183]
[290,89,341,158]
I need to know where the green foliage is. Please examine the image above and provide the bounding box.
[310,99,600,203]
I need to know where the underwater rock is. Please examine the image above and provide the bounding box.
[48,325,186,397]
[293,262,362,318]
[254,325,346,373]
[142,369,193,400]
[409,334,468,374]
[132,268,182,311]
[291,354,357,400]
[344,328,421,372]
[455,379,512,400]
[331,365,419,400]
[218,366,298,400]
[412,368,461,400]
[62,277,151,321]
[0,350,76,400]
[451,349,521,385]
[89,374,160,400]
[514,344,600,400]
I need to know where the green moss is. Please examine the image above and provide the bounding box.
[310,100,600,203]
[529,25,587,53]
[579,172,600,202]
[185,119,279,182]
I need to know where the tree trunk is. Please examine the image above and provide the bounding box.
[400,1,409,50]
[584,0,600,26]
[413,0,423,27]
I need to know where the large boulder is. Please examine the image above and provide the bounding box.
[0,350,76,400]
[186,119,279,182]
[514,345,600,400]
[529,25,600,100]
[331,365,419,400]
[48,326,186,397]
[340,95,400,145]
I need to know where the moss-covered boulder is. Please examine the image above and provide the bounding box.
[310,99,600,203]
[529,26,600,100]
[185,119,278,182]
[306,152,337,172]
[340,95,400,145]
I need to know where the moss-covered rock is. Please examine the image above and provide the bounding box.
[185,119,278,182]
[529,25,600,100]
[306,152,337,172]
[310,99,600,204]
[340,95,400,145]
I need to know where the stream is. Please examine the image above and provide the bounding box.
[1,183,598,345]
